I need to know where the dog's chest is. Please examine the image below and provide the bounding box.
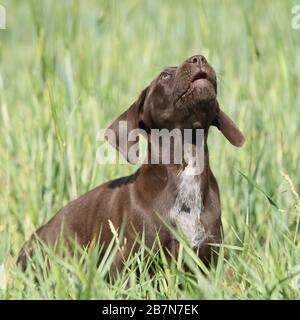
[170,164,206,248]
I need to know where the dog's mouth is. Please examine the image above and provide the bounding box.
[191,70,210,83]
[174,70,217,107]
[191,70,216,88]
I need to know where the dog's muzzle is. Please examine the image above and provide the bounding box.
[173,55,217,109]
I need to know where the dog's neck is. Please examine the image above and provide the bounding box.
[144,127,211,177]
[164,129,210,249]
[138,129,212,248]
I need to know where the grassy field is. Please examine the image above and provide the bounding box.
[0,0,300,299]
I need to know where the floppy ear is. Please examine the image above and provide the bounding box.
[212,102,245,147]
[105,87,148,163]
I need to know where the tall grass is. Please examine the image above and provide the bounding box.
[0,0,300,299]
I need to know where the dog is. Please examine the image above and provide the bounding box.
[17,55,245,273]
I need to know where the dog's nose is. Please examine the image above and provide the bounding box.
[188,55,207,66]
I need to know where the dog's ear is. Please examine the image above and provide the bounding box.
[105,87,148,163]
[212,102,245,147]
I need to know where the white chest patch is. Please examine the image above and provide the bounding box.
[170,157,206,248]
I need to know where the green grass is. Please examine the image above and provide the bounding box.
[0,0,300,299]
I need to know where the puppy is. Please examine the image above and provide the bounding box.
[17,55,245,272]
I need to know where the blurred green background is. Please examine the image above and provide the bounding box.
[0,0,299,299]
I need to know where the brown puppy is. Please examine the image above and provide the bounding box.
[17,55,245,272]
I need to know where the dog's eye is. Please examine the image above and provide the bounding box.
[161,73,171,80]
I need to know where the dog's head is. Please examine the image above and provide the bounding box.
[106,55,245,162]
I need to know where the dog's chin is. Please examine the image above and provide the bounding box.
[177,80,216,110]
